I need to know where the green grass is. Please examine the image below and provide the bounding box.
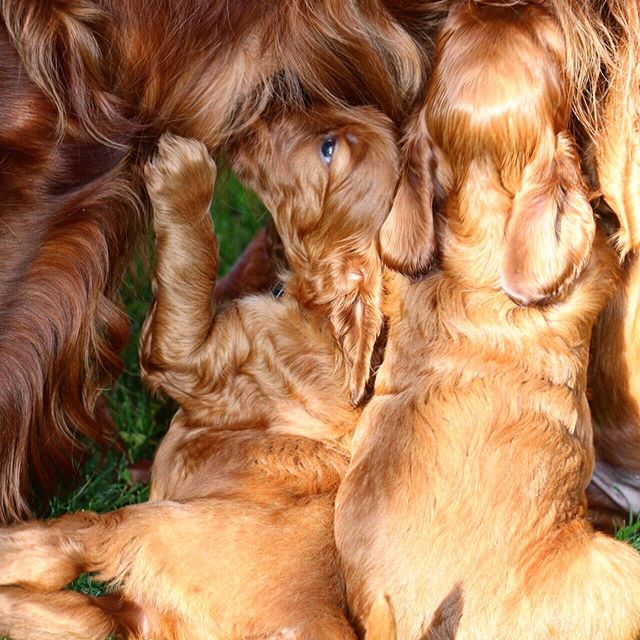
[617,517,640,553]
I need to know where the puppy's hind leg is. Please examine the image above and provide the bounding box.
[524,527,640,640]
[0,511,105,591]
[0,587,116,640]
[0,504,172,637]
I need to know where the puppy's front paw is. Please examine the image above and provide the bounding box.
[145,133,216,223]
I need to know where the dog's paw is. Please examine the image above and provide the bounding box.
[0,524,79,591]
[144,133,216,223]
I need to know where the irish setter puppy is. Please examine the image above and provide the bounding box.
[0,0,423,523]
[0,105,400,639]
[335,2,640,638]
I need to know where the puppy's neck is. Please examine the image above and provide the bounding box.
[283,272,334,320]
[437,232,615,333]
[379,240,616,410]
[435,160,510,293]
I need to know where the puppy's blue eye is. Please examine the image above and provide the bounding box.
[320,136,336,163]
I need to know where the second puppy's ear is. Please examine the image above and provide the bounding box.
[501,131,595,305]
[379,110,436,275]
[328,248,385,405]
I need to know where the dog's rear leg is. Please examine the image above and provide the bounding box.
[0,587,116,640]
[525,528,640,639]
[0,511,107,591]
[0,502,175,590]
[0,504,190,637]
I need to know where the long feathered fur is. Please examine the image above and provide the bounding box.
[0,0,425,522]
[0,104,401,637]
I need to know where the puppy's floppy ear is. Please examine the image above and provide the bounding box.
[501,131,595,305]
[379,110,436,275]
[328,248,385,405]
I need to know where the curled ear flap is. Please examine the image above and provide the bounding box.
[501,131,596,305]
[328,249,385,405]
[379,111,436,275]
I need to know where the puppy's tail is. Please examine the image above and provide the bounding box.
[365,594,396,640]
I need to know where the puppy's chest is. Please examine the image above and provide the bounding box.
[187,340,357,446]
[233,303,357,439]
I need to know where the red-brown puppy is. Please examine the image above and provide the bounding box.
[335,3,640,638]
[0,106,400,640]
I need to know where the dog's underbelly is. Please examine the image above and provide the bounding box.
[150,414,350,503]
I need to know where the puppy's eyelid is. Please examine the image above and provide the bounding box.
[345,132,358,146]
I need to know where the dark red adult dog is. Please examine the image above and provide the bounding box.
[0,0,425,522]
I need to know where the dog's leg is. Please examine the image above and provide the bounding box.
[0,502,186,603]
[140,133,223,397]
[0,501,193,591]
[0,510,121,591]
[0,587,116,640]
[0,502,196,636]
[142,132,218,364]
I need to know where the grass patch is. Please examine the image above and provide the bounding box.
[617,517,640,552]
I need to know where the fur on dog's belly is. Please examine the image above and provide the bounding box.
[151,421,350,503]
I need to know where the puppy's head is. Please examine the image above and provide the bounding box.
[383,1,595,305]
[229,106,400,402]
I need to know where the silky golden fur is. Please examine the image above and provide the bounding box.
[0,107,400,639]
[335,3,640,638]
[0,0,425,523]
